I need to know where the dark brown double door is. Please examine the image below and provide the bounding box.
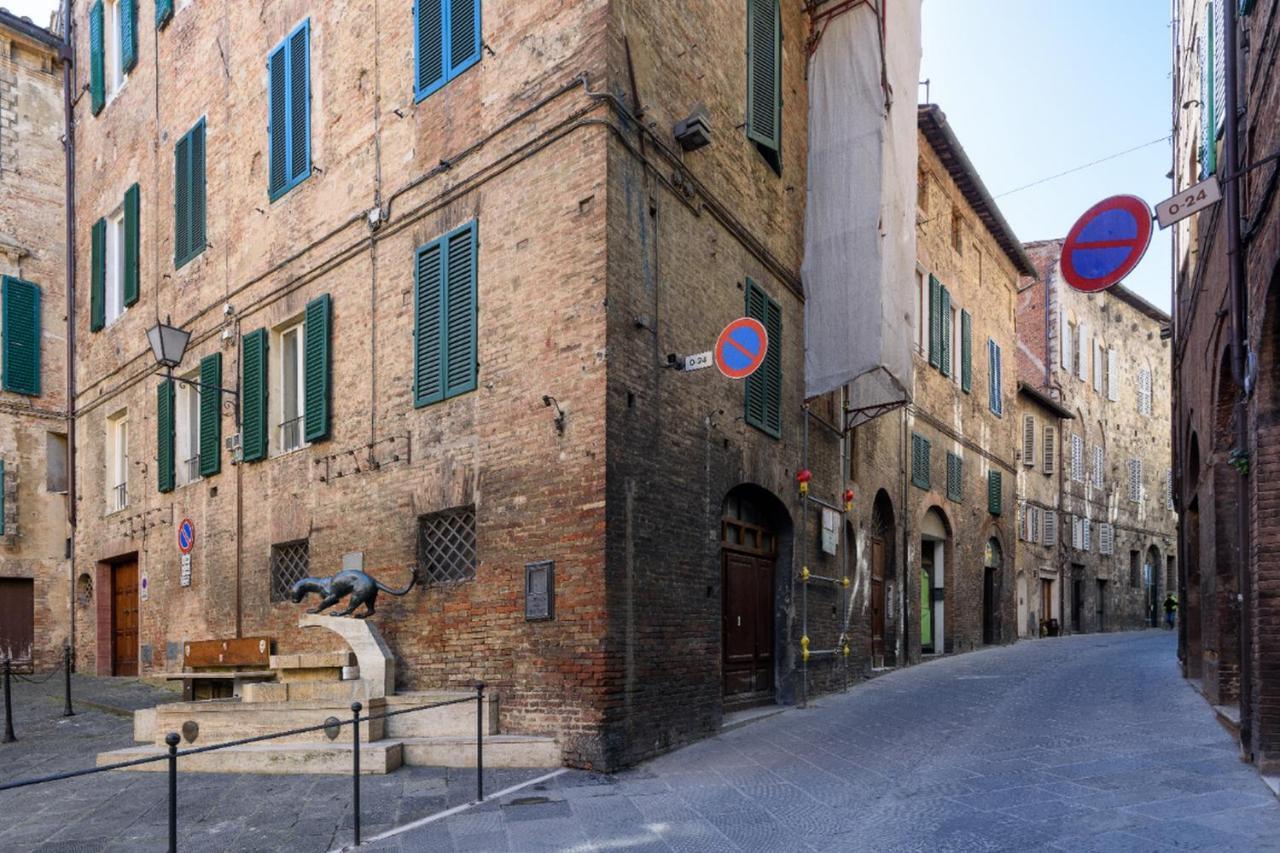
[722,550,775,703]
[0,578,34,662]
[870,537,887,665]
[112,561,139,676]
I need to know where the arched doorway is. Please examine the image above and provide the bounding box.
[983,538,1003,645]
[870,490,896,668]
[721,485,791,709]
[920,507,949,654]
[1145,545,1161,628]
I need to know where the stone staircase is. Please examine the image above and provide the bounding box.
[96,619,558,775]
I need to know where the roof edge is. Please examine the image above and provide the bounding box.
[1017,381,1075,420]
[0,9,61,50]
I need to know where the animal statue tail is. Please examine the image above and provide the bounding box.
[372,567,418,596]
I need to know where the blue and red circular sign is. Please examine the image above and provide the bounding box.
[715,317,769,380]
[178,518,195,554]
[1060,194,1153,293]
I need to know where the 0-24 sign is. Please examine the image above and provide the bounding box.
[1155,175,1221,229]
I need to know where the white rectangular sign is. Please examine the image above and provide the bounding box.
[180,553,192,587]
[683,351,714,372]
[1155,176,1221,229]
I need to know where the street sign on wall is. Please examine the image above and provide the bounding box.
[714,318,769,380]
[1154,175,1221,228]
[1060,194,1154,293]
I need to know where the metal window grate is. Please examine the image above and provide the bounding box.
[418,506,477,585]
[270,540,310,602]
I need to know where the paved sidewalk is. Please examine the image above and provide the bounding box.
[0,674,546,852]
[361,631,1280,853]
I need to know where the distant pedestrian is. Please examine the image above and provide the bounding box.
[1163,593,1178,629]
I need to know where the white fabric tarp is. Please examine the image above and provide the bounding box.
[801,0,921,409]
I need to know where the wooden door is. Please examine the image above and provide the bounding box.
[722,551,774,700]
[112,561,139,676]
[870,537,886,663]
[1040,578,1053,624]
[0,578,34,662]
[982,567,997,645]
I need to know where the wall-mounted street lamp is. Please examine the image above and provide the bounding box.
[146,317,240,425]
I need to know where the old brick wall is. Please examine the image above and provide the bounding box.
[71,0,621,765]
[0,17,68,671]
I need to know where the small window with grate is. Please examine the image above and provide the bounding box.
[270,539,310,602]
[418,506,478,585]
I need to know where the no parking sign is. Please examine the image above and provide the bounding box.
[1060,195,1154,293]
[178,518,194,587]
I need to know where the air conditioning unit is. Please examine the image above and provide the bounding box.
[225,432,242,463]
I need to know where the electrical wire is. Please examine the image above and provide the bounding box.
[992,134,1172,200]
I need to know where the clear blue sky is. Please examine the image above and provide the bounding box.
[4,0,58,29]
[921,0,1174,312]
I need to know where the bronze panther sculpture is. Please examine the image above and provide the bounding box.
[291,567,417,618]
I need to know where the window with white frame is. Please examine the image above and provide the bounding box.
[105,205,126,325]
[104,0,125,99]
[106,410,128,513]
[1076,324,1088,381]
[1092,445,1105,489]
[1128,458,1144,503]
[273,320,307,454]
[1070,434,1084,482]
[1106,348,1118,401]
[175,374,201,486]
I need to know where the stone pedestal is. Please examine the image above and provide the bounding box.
[299,614,396,698]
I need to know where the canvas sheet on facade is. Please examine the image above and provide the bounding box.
[801,1,920,408]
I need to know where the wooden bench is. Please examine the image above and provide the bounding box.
[161,637,276,700]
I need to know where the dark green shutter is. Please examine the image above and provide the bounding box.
[267,42,288,197]
[121,0,138,72]
[988,470,1003,516]
[156,0,173,28]
[175,120,206,267]
[90,218,106,331]
[947,452,962,502]
[2,277,41,396]
[443,226,478,398]
[199,353,222,477]
[939,286,952,378]
[241,328,268,462]
[157,378,175,493]
[414,240,444,407]
[303,294,331,442]
[191,121,206,257]
[912,433,930,489]
[288,23,309,183]
[960,309,972,393]
[745,0,781,154]
[90,0,104,115]
[744,278,781,438]
[123,183,140,306]
[928,275,941,368]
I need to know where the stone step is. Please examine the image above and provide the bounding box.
[270,652,355,670]
[97,741,403,775]
[241,680,365,704]
[400,735,560,769]
[148,698,386,746]
[383,691,498,738]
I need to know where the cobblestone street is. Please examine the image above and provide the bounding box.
[3,631,1278,851]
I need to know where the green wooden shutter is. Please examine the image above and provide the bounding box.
[745,0,781,153]
[928,275,941,368]
[443,224,478,398]
[960,309,972,393]
[157,378,175,493]
[288,23,310,184]
[199,353,222,477]
[1201,4,1216,177]
[414,240,444,407]
[121,0,138,72]
[0,459,5,534]
[303,294,331,442]
[946,452,962,502]
[2,277,41,396]
[415,0,445,98]
[156,0,173,28]
[744,278,781,438]
[191,121,206,257]
[241,328,268,462]
[90,218,106,331]
[988,470,1003,515]
[174,132,190,264]
[90,0,105,115]
[939,286,952,378]
[267,41,288,197]
[911,433,930,489]
[123,183,140,306]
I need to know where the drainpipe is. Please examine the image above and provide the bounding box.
[1221,0,1252,759]
[59,0,77,664]
[1170,0,1187,672]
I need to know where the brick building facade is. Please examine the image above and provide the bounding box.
[1018,241,1176,637]
[1171,0,1280,774]
[1013,383,1070,639]
[65,0,921,769]
[0,10,68,671]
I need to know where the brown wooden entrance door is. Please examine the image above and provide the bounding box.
[0,578,34,662]
[722,551,774,702]
[112,561,139,676]
[870,536,886,664]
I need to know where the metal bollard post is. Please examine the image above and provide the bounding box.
[351,701,362,847]
[165,731,180,853]
[476,682,485,803]
[62,644,74,717]
[2,657,14,743]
